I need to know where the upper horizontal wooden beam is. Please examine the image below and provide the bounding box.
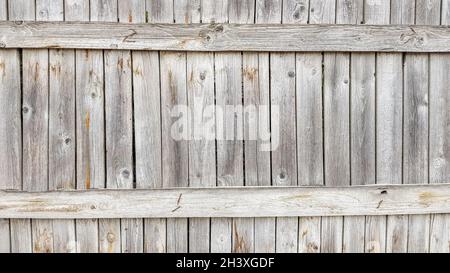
[1,184,450,219]
[1,21,450,52]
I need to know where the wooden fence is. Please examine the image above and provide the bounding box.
[0,0,449,253]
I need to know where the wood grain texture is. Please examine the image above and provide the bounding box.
[2,184,450,218]
[363,0,390,254]
[404,0,441,253]
[9,0,37,254]
[429,3,450,253]
[71,0,100,253]
[0,0,11,253]
[252,0,277,253]
[229,0,255,253]
[92,0,122,254]
[0,48,21,253]
[118,0,145,254]
[186,52,215,252]
[404,53,430,253]
[160,50,188,253]
[385,0,415,253]
[317,0,342,254]
[2,22,450,52]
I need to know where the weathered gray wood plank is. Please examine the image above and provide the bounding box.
[91,0,122,254]
[2,184,450,218]
[118,1,145,254]
[9,0,37,254]
[49,48,77,253]
[385,1,414,253]
[391,0,415,24]
[429,50,450,252]
[363,0,390,254]
[229,0,255,253]
[0,48,21,253]
[160,51,189,253]
[428,3,450,253]
[252,1,277,254]
[174,0,200,24]
[186,52,215,252]
[2,22,450,52]
[72,0,100,253]
[318,0,343,254]
[0,0,11,253]
[404,53,430,253]
[213,53,242,252]
[142,0,170,254]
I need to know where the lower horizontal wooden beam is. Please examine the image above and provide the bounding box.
[1,21,450,52]
[1,184,450,218]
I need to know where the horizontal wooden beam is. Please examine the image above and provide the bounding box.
[0,21,450,52]
[1,184,450,219]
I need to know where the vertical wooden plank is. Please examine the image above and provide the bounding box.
[255,0,281,23]
[174,0,210,253]
[0,47,21,252]
[404,1,440,253]
[132,51,161,252]
[49,48,77,253]
[229,0,255,253]
[251,0,280,253]
[91,0,121,254]
[104,48,133,252]
[186,52,215,253]
[201,0,232,253]
[269,1,300,253]
[174,0,200,23]
[336,0,366,254]
[213,52,242,252]
[8,0,35,20]
[41,0,76,253]
[117,0,145,254]
[403,53,430,253]
[314,0,345,254]
[154,1,188,254]
[363,0,390,254]
[0,0,13,253]
[202,0,229,23]
[416,0,441,25]
[336,0,364,24]
[160,51,189,253]
[309,0,336,24]
[283,0,309,23]
[296,54,322,253]
[391,0,415,24]
[9,0,36,254]
[174,1,211,253]
[444,0,450,25]
[142,0,171,254]
[135,52,166,253]
[65,0,89,21]
[158,1,188,253]
[286,0,322,253]
[36,0,64,20]
[429,3,450,256]
[90,0,118,22]
[0,0,6,20]
[385,1,414,253]
[229,0,255,23]
[429,4,450,253]
[73,0,101,253]
[146,0,174,23]
[270,50,297,252]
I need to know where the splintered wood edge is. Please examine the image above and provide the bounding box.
[1,21,450,52]
[0,184,450,218]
